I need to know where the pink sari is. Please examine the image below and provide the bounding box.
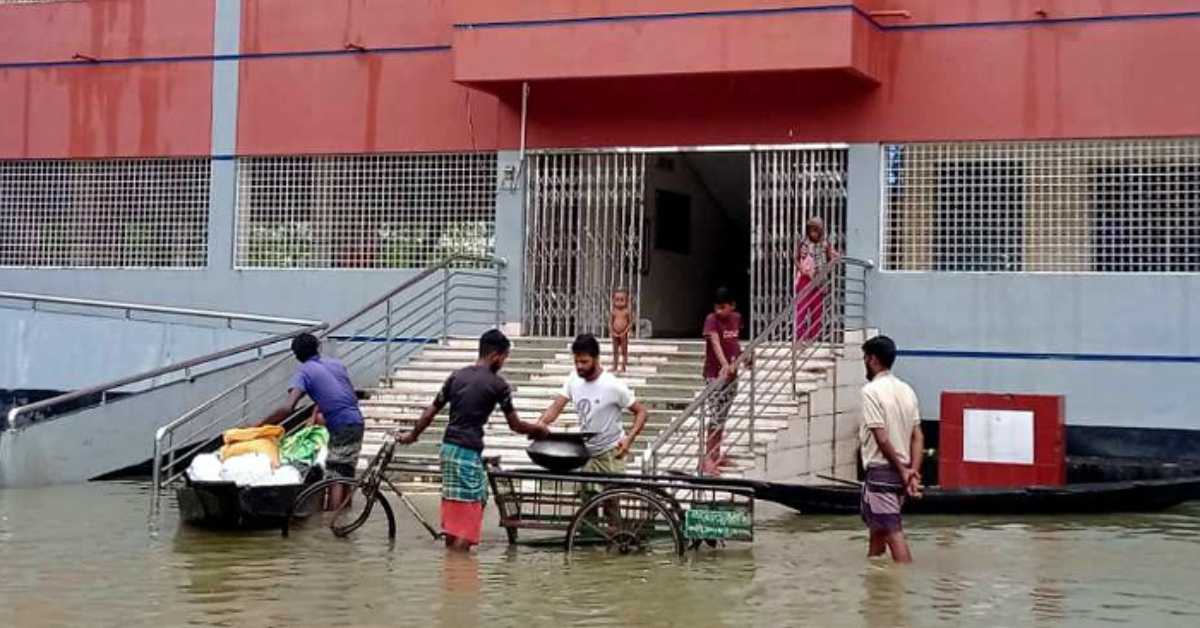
[794,241,834,341]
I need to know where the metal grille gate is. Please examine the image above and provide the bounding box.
[523,153,646,337]
[750,148,849,339]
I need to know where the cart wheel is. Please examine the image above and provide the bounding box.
[283,478,396,540]
[565,489,684,557]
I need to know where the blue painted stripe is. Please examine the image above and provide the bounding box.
[898,349,1200,364]
[0,44,451,71]
[453,4,1200,33]
[886,10,1200,31]
[328,335,440,345]
[454,4,851,29]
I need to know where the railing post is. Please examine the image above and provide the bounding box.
[441,267,450,345]
[151,435,162,492]
[494,262,503,330]
[748,348,757,451]
[791,287,799,398]
[384,298,393,377]
[166,433,176,485]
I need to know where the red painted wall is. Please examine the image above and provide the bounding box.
[454,11,878,83]
[236,0,503,154]
[514,16,1200,147]
[451,0,892,24]
[3,0,1200,159]
[0,0,213,159]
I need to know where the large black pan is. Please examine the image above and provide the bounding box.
[526,432,597,472]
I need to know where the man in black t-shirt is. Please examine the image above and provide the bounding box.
[397,329,547,551]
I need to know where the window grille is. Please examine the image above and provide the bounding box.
[883,140,1200,273]
[0,158,210,268]
[235,153,498,269]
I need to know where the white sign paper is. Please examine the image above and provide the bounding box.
[963,409,1034,465]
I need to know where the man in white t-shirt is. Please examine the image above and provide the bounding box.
[858,335,924,563]
[537,333,649,475]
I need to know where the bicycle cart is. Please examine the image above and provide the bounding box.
[486,461,755,556]
[282,439,755,557]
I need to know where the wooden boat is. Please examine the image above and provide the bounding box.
[176,468,322,529]
[751,476,1200,515]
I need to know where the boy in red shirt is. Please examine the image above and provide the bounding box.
[701,287,743,475]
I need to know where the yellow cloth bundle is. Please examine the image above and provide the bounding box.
[219,425,285,467]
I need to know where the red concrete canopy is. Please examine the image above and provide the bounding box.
[451,4,884,89]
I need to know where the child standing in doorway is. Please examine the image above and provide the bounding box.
[610,288,632,373]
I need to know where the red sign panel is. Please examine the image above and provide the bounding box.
[939,392,1065,489]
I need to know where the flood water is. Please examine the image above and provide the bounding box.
[1,482,1199,627]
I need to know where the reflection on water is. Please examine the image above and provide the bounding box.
[1,482,1200,627]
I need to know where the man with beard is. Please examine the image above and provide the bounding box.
[397,329,548,551]
[537,333,649,477]
[858,335,924,563]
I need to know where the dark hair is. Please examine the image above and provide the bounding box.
[862,335,897,369]
[571,333,601,358]
[713,286,734,306]
[479,329,511,358]
[291,333,320,363]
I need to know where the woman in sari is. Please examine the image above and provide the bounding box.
[794,216,838,341]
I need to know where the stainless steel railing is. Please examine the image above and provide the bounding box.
[0,290,321,329]
[150,255,507,493]
[2,293,323,431]
[640,257,872,476]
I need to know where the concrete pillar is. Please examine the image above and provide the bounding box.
[494,150,526,331]
[207,0,242,277]
[847,144,882,328]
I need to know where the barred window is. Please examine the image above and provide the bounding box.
[235,153,497,269]
[0,158,210,268]
[883,140,1200,273]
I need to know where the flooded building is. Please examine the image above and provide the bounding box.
[1,0,1198,473]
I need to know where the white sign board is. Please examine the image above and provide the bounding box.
[963,409,1035,465]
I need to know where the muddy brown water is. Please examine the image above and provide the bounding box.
[1,482,1199,627]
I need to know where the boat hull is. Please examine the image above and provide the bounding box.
[754,477,1200,515]
[177,480,310,529]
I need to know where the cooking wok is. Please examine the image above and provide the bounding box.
[526,432,598,472]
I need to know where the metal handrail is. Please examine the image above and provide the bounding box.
[151,255,506,492]
[0,290,321,328]
[640,257,873,475]
[4,323,328,431]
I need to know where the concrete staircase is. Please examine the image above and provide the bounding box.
[357,336,850,484]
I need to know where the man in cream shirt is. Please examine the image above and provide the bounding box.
[858,335,924,563]
[538,333,649,474]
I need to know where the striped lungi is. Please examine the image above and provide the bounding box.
[439,443,488,504]
[860,465,906,532]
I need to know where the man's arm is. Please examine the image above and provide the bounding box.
[537,395,569,427]
[396,397,445,444]
[504,408,550,439]
[707,331,733,377]
[259,389,305,427]
[869,428,913,480]
[906,421,925,496]
[614,400,648,459]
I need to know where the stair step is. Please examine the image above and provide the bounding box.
[359,334,850,486]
